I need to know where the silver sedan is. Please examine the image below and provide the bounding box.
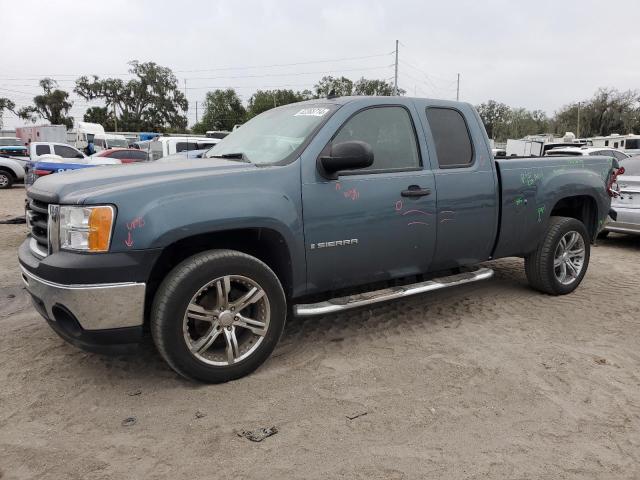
[605,155,640,235]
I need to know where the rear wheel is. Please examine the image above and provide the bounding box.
[151,249,286,383]
[0,170,14,189]
[525,216,590,295]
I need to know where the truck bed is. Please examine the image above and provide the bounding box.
[492,155,615,258]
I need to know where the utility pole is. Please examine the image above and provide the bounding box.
[184,79,188,128]
[195,101,198,124]
[576,101,581,138]
[394,39,399,96]
[456,73,460,101]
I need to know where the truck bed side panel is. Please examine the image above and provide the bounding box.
[493,156,613,258]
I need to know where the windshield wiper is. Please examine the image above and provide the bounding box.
[210,152,251,163]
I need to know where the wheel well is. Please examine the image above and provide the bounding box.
[0,167,16,179]
[550,195,598,239]
[144,228,293,323]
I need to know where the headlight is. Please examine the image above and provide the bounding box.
[59,205,114,252]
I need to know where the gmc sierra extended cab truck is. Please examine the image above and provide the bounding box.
[19,97,620,383]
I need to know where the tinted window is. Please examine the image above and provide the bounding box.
[35,145,50,156]
[588,150,604,156]
[54,145,82,158]
[614,142,619,148]
[332,106,420,171]
[176,142,201,152]
[110,150,147,161]
[621,157,640,175]
[626,139,640,149]
[426,107,473,168]
[605,140,609,146]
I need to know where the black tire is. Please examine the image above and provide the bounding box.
[0,170,14,189]
[597,230,609,239]
[525,216,590,295]
[151,249,286,383]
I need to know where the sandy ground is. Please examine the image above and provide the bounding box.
[1,185,640,479]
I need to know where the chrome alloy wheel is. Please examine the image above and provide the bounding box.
[183,275,270,366]
[0,173,9,188]
[553,231,586,285]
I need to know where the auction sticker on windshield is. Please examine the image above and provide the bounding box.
[294,108,330,117]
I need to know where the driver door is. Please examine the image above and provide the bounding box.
[302,105,437,291]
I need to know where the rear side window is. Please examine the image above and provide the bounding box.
[35,145,50,156]
[332,106,420,171]
[110,150,147,161]
[426,108,473,168]
[54,145,82,158]
[176,142,201,152]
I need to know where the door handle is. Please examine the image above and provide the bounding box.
[401,186,432,197]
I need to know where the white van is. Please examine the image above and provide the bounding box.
[93,133,129,152]
[149,136,220,160]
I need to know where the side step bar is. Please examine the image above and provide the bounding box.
[294,267,494,317]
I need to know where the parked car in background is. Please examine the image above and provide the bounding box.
[0,146,30,168]
[603,155,640,236]
[0,137,22,147]
[92,148,149,164]
[28,142,86,162]
[149,136,220,160]
[156,149,209,163]
[546,146,629,162]
[0,157,25,189]
[93,133,130,152]
[25,154,121,187]
[205,130,230,139]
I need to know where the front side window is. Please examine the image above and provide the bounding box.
[426,107,473,168]
[331,106,420,171]
[205,103,337,165]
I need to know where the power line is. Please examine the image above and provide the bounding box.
[0,52,394,80]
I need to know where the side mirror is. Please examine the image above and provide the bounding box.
[319,140,374,179]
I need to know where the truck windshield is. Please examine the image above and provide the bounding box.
[204,104,337,165]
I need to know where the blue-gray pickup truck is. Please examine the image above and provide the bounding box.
[19,96,621,383]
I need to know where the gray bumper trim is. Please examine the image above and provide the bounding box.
[20,266,146,330]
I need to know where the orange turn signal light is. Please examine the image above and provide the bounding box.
[88,206,114,252]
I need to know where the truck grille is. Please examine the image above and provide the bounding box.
[26,198,50,253]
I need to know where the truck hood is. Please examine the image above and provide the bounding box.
[27,158,256,204]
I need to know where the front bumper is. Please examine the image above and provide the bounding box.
[18,238,161,351]
[21,265,146,331]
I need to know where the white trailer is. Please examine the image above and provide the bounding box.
[69,121,106,151]
[16,125,67,145]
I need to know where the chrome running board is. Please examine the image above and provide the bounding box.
[294,267,494,317]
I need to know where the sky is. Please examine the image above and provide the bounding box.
[1,0,638,129]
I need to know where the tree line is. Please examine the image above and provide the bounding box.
[1,60,638,140]
[477,88,640,142]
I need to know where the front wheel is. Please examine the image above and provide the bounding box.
[151,249,286,383]
[0,170,14,189]
[525,216,590,295]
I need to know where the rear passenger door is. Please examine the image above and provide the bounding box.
[419,104,499,269]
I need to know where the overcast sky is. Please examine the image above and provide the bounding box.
[1,0,638,129]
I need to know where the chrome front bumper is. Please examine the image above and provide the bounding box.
[20,265,146,331]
